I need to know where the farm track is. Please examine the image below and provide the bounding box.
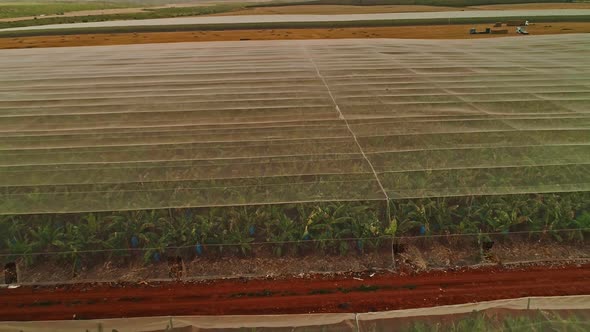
[2,23,590,49]
[1,264,589,321]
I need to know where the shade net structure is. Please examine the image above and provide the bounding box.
[0,295,588,331]
[2,35,590,214]
[0,35,589,283]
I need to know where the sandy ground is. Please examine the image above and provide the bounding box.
[1,22,587,49]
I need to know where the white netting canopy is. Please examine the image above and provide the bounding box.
[0,35,589,215]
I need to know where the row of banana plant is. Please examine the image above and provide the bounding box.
[1,192,589,268]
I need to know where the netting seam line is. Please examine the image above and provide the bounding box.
[5,112,586,137]
[1,177,381,196]
[0,117,346,133]
[20,110,590,139]
[0,197,389,216]
[0,135,358,152]
[0,152,365,168]
[305,45,390,207]
[325,78,590,87]
[0,138,358,156]
[344,113,582,121]
[0,77,329,91]
[364,143,590,155]
[355,127,588,139]
[3,158,569,186]
[375,161,590,175]
[4,100,336,113]
[3,94,335,105]
[2,227,589,258]
[14,85,587,101]
[0,84,329,94]
[4,130,357,147]
[3,89,330,102]
[0,99,334,110]
[5,110,588,138]
[0,171,377,189]
[1,173,372,186]
[386,188,590,200]
[355,128,590,140]
[390,182,590,193]
[0,72,322,85]
[0,155,369,171]
[0,104,337,117]
[4,126,587,153]
[344,114,590,126]
[0,121,347,137]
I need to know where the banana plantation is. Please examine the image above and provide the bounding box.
[2,191,589,276]
[1,36,589,282]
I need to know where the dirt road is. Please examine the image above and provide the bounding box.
[0,264,588,321]
[1,22,587,49]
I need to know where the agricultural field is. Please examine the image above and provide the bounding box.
[1,0,588,30]
[0,1,134,19]
[0,34,589,284]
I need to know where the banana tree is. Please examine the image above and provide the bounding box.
[106,210,161,261]
[348,206,382,254]
[58,223,86,276]
[3,217,33,266]
[192,207,228,256]
[5,237,33,266]
[29,221,65,254]
[262,205,302,257]
[391,200,427,236]
[305,203,356,255]
[215,207,254,257]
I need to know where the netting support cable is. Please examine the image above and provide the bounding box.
[1,227,589,258]
[303,44,391,225]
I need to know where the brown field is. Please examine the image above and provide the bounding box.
[1,22,588,49]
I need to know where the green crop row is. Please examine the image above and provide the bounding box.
[1,192,589,271]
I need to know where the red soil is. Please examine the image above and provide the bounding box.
[1,264,589,321]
